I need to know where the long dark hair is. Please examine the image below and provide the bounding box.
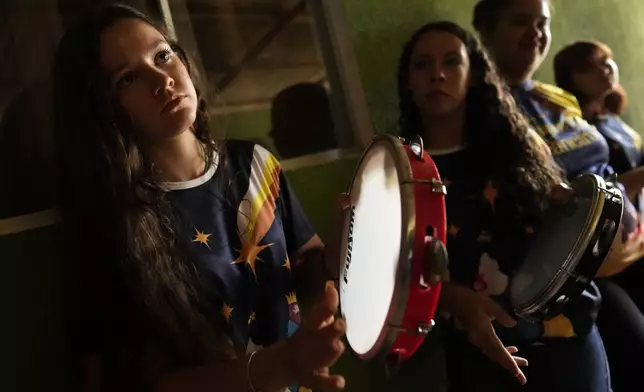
[52,3,233,378]
[398,21,562,214]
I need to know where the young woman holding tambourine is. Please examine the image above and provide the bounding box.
[398,20,614,391]
[472,0,644,390]
[473,0,644,276]
[53,4,348,392]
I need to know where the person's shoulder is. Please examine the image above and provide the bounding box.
[531,81,582,118]
[221,139,255,157]
[222,139,279,164]
[221,139,283,184]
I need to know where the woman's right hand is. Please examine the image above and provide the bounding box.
[284,281,346,391]
[440,283,528,385]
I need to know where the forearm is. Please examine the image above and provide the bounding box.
[156,341,293,392]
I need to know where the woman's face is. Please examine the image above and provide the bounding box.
[99,18,198,141]
[571,50,619,99]
[482,0,551,82]
[407,30,470,118]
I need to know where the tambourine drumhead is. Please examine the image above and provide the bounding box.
[339,141,404,356]
[510,196,593,307]
[510,174,621,318]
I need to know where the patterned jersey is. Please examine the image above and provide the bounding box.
[166,140,315,392]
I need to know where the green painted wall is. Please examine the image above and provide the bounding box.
[342,0,644,136]
[536,0,644,132]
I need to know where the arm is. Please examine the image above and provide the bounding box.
[437,282,527,385]
[88,290,345,392]
[157,285,346,392]
[81,344,296,392]
[156,342,294,392]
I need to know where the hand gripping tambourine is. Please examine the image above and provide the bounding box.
[338,134,448,371]
[510,173,623,321]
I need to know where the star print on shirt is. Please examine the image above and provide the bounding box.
[221,302,234,323]
[192,228,212,249]
[484,181,497,209]
[248,311,256,325]
[448,224,460,237]
[232,240,273,280]
[282,257,291,271]
[233,147,281,280]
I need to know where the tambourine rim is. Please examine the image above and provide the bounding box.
[339,134,416,359]
[512,173,610,317]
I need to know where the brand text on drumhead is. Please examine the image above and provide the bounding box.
[342,205,356,285]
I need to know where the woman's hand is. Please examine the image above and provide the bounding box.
[439,283,528,385]
[158,283,345,392]
[283,281,346,391]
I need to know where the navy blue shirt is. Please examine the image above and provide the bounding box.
[433,147,589,344]
[166,141,315,391]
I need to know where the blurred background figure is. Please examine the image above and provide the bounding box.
[270,82,338,159]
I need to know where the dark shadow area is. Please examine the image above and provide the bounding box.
[270,82,338,159]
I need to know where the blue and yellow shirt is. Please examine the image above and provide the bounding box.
[511,81,644,336]
[593,114,644,216]
[593,114,644,175]
[511,81,612,178]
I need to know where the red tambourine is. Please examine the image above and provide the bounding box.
[338,134,448,372]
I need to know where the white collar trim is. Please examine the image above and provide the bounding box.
[162,152,219,191]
